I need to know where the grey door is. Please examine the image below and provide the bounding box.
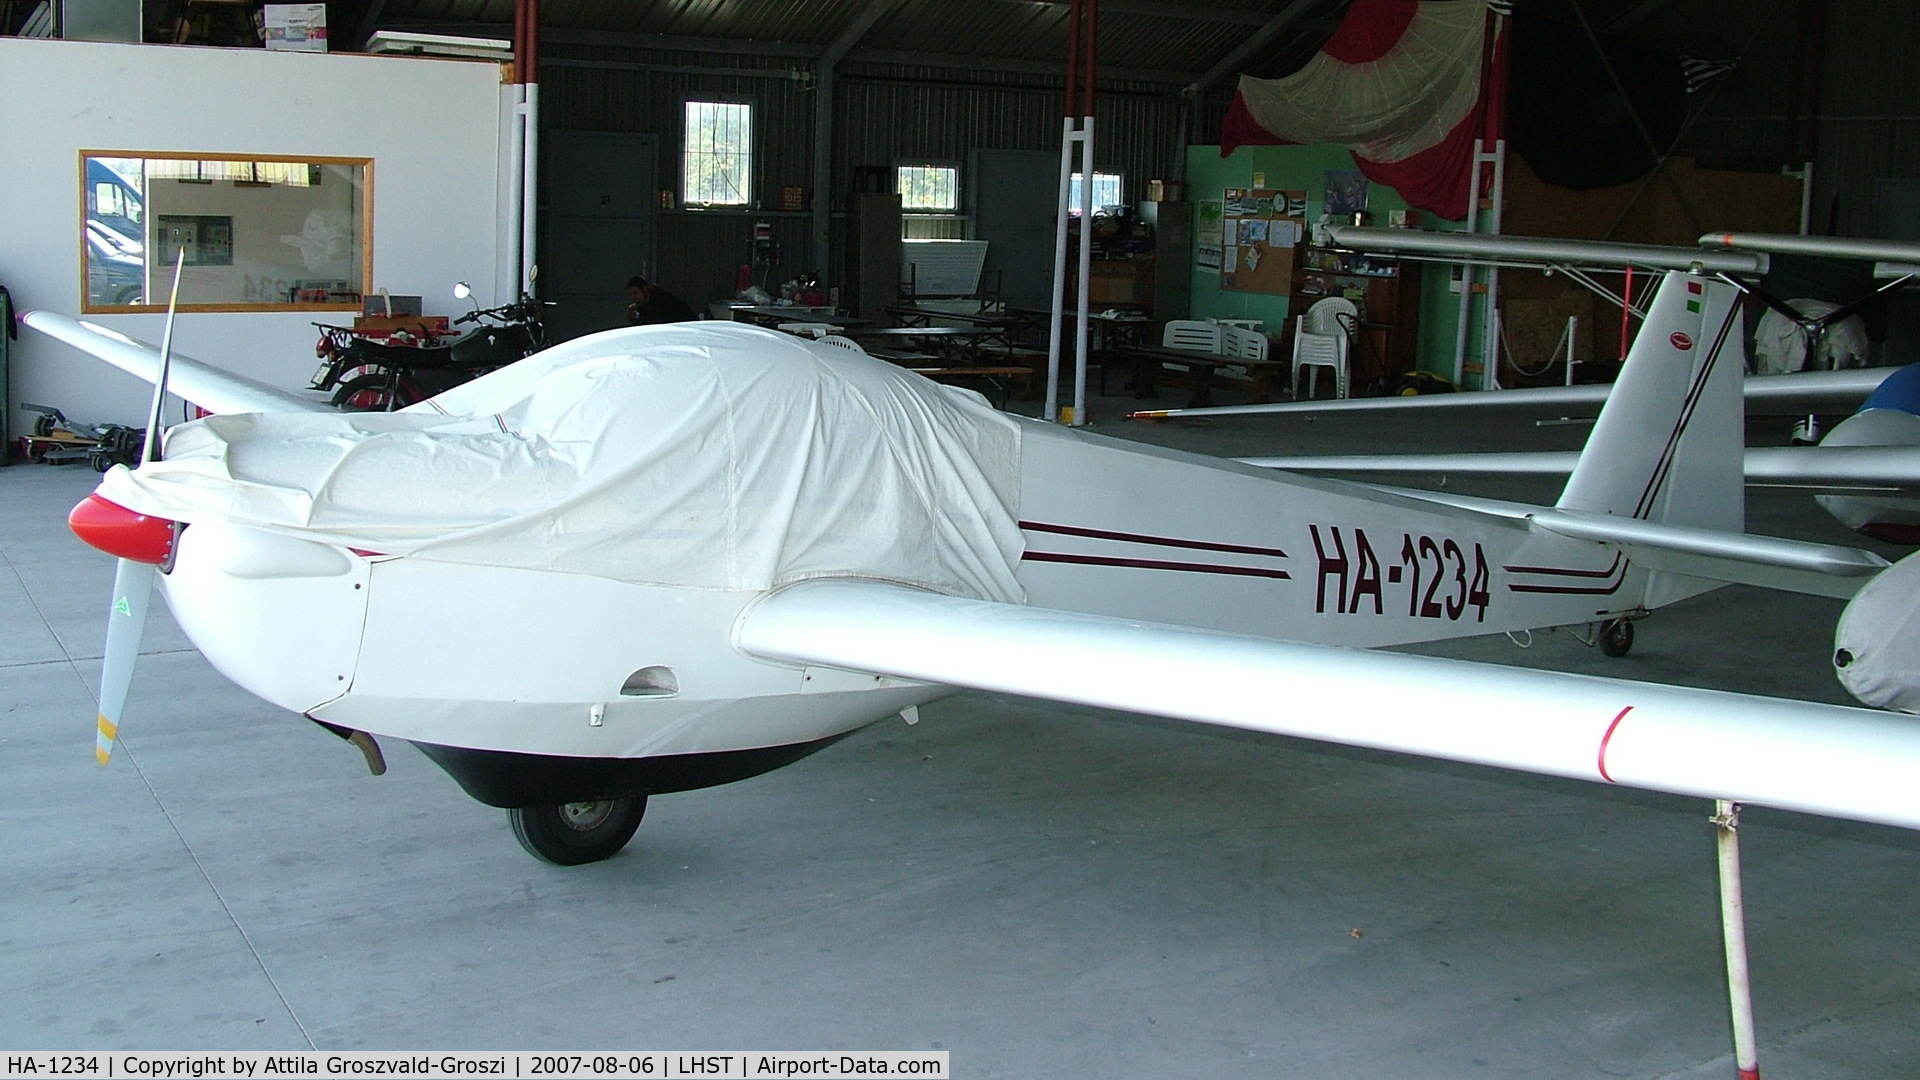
[970,149,1060,311]
[543,131,657,343]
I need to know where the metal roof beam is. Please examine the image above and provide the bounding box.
[974,0,1278,26]
[1185,0,1324,95]
[1605,0,1678,34]
[847,47,1195,84]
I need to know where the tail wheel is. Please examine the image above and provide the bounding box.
[509,797,647,865]
[1598,618,1635,658]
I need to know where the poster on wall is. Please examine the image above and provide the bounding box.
[1219,188,1306,296]
[1196,199,1224,272]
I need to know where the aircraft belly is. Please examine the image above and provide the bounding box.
[311,559,941,757]
[308,684,942,759]
[1016,424,1650,646]
[159,522,372,715]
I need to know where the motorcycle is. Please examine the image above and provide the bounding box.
[311,293,545,411]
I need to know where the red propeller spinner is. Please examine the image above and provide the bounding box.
[68,494,180,566]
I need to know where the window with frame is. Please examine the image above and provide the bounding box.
[1068,171,1124,215]
[896,164,958,212]
[80,151,370,313]
[683,101,752,207]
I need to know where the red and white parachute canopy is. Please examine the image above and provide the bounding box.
[1220,0,1508,221]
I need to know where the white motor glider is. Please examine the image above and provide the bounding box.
[22,277,1920,867]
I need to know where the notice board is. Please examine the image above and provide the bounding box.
[1219,188,1307,296]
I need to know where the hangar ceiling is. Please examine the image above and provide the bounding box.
[346,0,1720,89]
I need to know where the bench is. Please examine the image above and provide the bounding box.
[1116,344,1287,408]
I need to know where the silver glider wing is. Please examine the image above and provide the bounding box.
[736,578,1920,831]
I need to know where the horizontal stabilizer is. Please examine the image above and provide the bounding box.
[1129,367,1890,422]
[22,310,331,416]
[738,579,1920,831]
[1240,445,1920,490]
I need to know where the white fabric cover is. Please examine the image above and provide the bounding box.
[1835,549,1920,714]
[1234,0,1486,165]
[1752,299,1870,374]
[102,322,1027,603]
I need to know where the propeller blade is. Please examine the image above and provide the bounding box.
[92,250,180,764]
[95,557,156,765]
[139,250,187,464]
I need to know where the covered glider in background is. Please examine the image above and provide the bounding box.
[22,313,1920,872]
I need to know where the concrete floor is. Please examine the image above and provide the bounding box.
[3,382,1919,1076]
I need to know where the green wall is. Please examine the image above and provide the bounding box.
[1184,144,1470,382]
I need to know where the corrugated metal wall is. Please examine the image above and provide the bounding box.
[1652,0,1920,238]
[540,42,1193,311]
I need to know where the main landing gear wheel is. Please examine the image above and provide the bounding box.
[509,797,647,865]
[1598,618,1635,658]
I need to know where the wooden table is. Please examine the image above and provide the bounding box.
[729,306,873,330]
[1114,343,1287,408]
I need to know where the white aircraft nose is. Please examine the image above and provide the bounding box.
[1834,548,1920,713]
[162,521,373,714]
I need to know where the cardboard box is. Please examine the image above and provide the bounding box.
[263,3,327,51]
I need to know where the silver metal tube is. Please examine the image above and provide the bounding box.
[1702,231,1920,265]
[1330,226,1769,275]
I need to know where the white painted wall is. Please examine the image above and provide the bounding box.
[0,37,512,437]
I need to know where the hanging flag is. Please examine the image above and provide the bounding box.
[1220,0,1506,221]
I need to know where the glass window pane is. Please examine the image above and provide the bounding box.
[82,152,368,312]
[1068,172,1124,215]
[684,101,752,206]
[897,165,957,211]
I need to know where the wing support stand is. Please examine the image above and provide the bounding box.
[1712,799,1762,1080]
[1045,0,1097,427]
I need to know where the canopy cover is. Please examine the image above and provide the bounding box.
[102,323,1027,603]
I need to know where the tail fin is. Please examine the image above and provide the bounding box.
[1556,269,1747,533]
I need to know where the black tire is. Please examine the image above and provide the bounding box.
[330,373,406,412]
[509,797,647,865]
[1599,618,1634,658]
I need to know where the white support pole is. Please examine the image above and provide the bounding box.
[1713,800,1762,1080]
[1072,115,1094,427]
[504,83,525,305]
[520,83,540,297]
[1481,139,1507,390]
[1046,117,1078,425]
[1452,138,1481,388]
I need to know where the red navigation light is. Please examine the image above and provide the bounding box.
[68,494,179,565]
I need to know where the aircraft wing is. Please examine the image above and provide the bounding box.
[23,310,333,416]
[736,578,1920,831]
[1238,445,1920,490]
[1129,368,1894,421]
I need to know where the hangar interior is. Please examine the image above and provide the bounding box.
[4,0,1920,1075]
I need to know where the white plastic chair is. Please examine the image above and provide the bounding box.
[1223,324,1268,362]
[776,322,840,339]
[1162,319,1225,353]
[1291,297,1357,400]
[820,334,868,353]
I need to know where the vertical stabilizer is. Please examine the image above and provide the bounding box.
[1556,270,1746,534]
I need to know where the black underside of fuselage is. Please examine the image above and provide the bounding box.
[407,734,854,808]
